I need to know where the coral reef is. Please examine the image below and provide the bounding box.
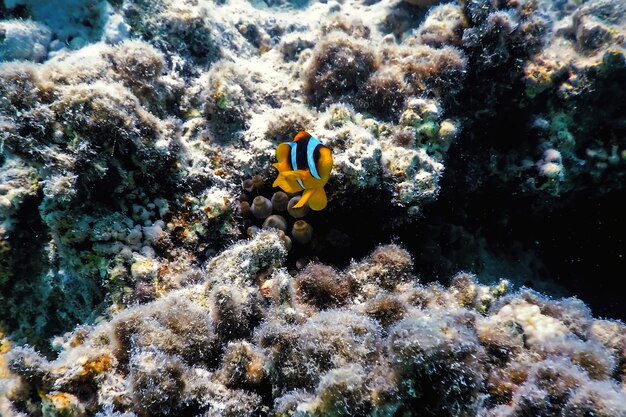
[0,0,473,349]
[0,39,240,348]
[1,0,625,415]
[2,237,625,416]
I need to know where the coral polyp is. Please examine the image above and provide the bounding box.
[292,220,314,245]
[251,196,273,219]
[262,214,288,232]
[270,191,289,212]
[287,196,310,219]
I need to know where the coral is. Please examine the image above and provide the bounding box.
[217,341,267,388]
[450,272,509,313]
[264,105,315,143]
[588,320,626,376]
[116,294,220,366]
[388,311,485,416]
[120,0,221,65]
[197,61,259,137]
[204,229,287,288]
[41,392,86,417]
[572,0,625,53]
[486,296,571,347]
[293,263,349,309]
[361,295,408,328]
[187,376,263,417]
[309,365,371,416]
[346,244,414,294]
[449,0,624,223]
[0,38,248,347]
[104,40,165,99]
[518,290,593,338]
[563,380,626,416]
[0,158,38,235]
[320,16,371,39]
[397,98,461,157]
[358,67,409,118]
[258,310,382,394]
[462,0,552,70]
[486,358,626,416]
[513,0,626,200]
[416,4,467,48]
[210,283,265,342]
[3,42,186,322]
[304,32,379,107]
[95,406,136,417]
[476,316,525,362]
[394,44,468,99]
[538,338,616,380]
[330,124,383,189]
[129,349,186,416]
[3,0,107,47]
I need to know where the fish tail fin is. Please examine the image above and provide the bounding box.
[276,170,309,182]
[307,187,327,211]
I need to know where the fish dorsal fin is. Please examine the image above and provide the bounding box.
[293,131,311,142]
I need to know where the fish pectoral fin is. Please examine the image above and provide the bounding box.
[272,161,291,173]
[279,170,310,180]
[272,172,302,193]
[307,187,327,211]
[275,143,292,163]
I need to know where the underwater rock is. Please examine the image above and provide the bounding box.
[0,20,51,62]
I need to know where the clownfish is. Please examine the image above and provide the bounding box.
[272,131,333,211]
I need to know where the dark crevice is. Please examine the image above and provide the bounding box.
[1,191,105,356]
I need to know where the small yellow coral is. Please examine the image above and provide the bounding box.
[0,331,11,379]
[41,391,85,417]
[80,354,114,376]
[130,258,159,281]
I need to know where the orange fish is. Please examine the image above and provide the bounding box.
[272,131,333,211]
